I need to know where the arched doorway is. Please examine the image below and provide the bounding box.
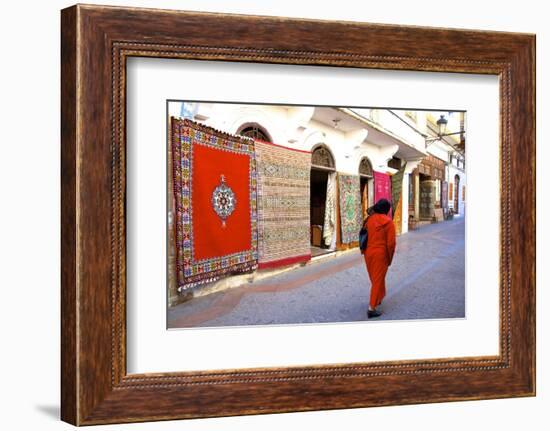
[238,124,272,142]
[454,174,460,215]
[359,157,374,219]
[310,145,336,256]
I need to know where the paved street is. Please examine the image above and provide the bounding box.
[168,217,465,328]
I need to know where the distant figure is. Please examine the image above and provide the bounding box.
[362,198,396,318]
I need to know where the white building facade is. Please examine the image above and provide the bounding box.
[168,102,466,236]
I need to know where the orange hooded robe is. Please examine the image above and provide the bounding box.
[363,213,396,308]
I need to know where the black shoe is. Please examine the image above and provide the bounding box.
[367,309,382,319]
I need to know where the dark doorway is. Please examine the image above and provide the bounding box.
[310,145,336,257]
[310,169,329,253]
[360,176,369,220]
[359,157,373,220]
[419,173,436,220]
[454,174,460,214]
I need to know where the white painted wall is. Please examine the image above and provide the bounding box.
[175,102,411,175]
[356,108,426,151]
[427,141,450,161]
[172,101,462,233]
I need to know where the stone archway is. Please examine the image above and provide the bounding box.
[237,123,272,143]
[311,145,335,170]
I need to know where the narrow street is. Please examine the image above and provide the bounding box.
[168,217,465,328]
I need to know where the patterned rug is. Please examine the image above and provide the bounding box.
[323,172,337,247]
[374,171,393,218]
[338,174,362,244]
[254,140,311,269]
[171,118,258,290]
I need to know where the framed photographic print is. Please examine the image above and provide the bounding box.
[61,4,536,425]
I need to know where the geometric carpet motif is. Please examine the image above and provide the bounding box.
[254,140,311,269]
[171,118,258,290]
[338,174,362,244]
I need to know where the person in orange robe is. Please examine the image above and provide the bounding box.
[362,198,396,318]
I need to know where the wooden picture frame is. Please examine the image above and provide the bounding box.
[61,4,535,425]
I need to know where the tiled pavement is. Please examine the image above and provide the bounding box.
[168,217,465,328]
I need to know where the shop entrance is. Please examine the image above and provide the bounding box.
[310,146,336,257]
[454,174,460,215]
[419,174,436,220]
[310,169,329,254]
[360,177,369,219]
[359,157,374,220]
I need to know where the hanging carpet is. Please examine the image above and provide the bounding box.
[338,174,362,244]
[323,172,337,247]
[391,163,406,219]
[254,140,311,269]
[171,118,258,290]
[374,171,393,219]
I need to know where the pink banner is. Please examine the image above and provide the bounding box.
[373,171,392,218]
